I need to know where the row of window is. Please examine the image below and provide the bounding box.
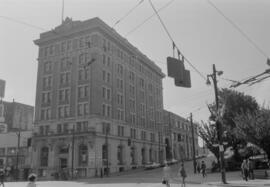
[101,37,161,84]
[40,103,163,122]
[41,34,161,84]
[40,102,90,120]
[43,68,89,90]
[101,123,158,142]
[42,85,88,105]
[39,121,89,135]
[40,34,97,58]
[0,147,27,155]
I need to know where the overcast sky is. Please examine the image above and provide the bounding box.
[0,0,270,123]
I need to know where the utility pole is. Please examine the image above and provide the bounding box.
[15,129,21,181]
[71,124,75,180]
[207,64,227,184]
[190,113,196,174]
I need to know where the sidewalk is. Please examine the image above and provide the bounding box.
[2,180,270,187]
[207,179,270,187]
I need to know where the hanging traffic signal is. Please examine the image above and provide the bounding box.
[167,57,191,88]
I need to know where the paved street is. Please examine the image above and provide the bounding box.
[1,160,270,187]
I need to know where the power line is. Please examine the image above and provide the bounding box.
[125,0,175,37]
[112,0,145,28]
[206,0,269,59]
[0,16,46,31]
[148,0,207,82]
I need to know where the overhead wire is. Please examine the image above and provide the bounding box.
[0,15,46,31]
[125,0,175,37]
[148,0,207,82]
[112,0,145,28]
[206,0,269,59]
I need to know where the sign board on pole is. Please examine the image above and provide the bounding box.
[219,145,224,152]
[0,79,5,98]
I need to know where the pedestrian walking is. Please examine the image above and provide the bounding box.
[201,161,206,178]
[196,162,201,173]
[26,173,37,187]
[248,158,254,180]
[179,163,187,187]
[162,162,171,187]
[241,159,249,181]
[0,168,5,187]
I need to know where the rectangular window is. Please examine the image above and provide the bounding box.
[117,64,123,75]
[102,70,106,81]
[64,106,70,117]
[44,61,52,73]
[78,68,89,81]
[106,88,111,100]
[63,123,68,133]
[107,72,110,83]
[84,103,89,115]
[102,87,106,99]
[43,76,52,90]
[102,54,106,65]
[57,124,62,133]
[61,41,66,52]
[106,105,111,117]
[77,122,82,132]
[129,71,135,83]
[77,104,83,116]
[0,148,5,156]
[102,122,110,134]
[140,78,144,89]
[129,85,135,96]
[102,104,106,116]
[118,126,124,136]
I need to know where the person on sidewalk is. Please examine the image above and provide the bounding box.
[248,158,255,180]
[179,163,187,187]
[26,173,37,187]
[201,161,206,178]
[162,162,171,187]
[0,168,5,187]
[241,159,249,181]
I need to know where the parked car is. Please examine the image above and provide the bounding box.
[144,162,161,170]
[166,159,178,165]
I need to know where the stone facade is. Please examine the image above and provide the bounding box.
[32,17,166,179]
[163,110,199,161]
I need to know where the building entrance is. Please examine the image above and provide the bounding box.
[59,158,68,169]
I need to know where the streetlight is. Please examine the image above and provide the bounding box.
[206,64,227,184]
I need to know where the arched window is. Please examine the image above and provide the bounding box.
[40,147,49,167]
[78,144,88,166]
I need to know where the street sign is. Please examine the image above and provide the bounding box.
[219,145,224,152]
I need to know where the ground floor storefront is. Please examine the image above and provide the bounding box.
[31,124,165,180]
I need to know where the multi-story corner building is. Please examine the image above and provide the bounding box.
[32,17,165,179]
[163,110,199,161]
